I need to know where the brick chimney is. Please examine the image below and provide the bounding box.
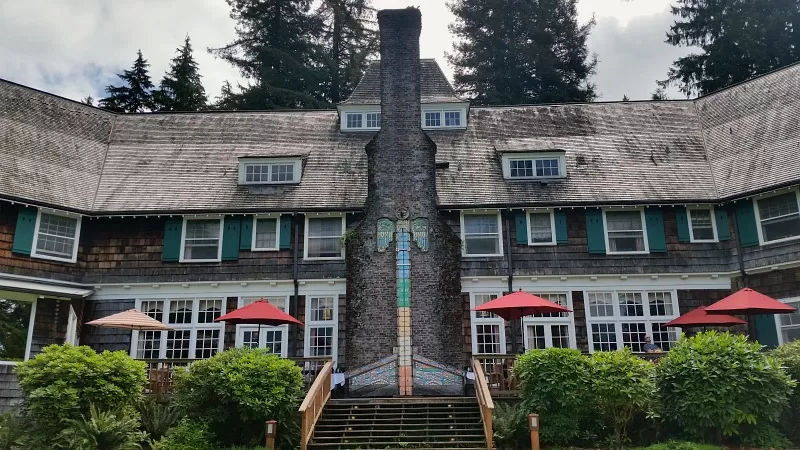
[378,8,422,131]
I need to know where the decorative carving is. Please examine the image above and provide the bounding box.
[376,218,395,253]
[396,208,410,220]
[411,218,429,252]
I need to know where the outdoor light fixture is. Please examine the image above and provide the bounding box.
[265,420,278,450]
[528,413,540,450]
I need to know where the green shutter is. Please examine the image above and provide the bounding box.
[675,207,691,243]
[645,208,667,253]
[715,207,731,241]
[735,201,760,247]
[240,215,253,250]
[162,217,183,262]
[12,206,38,255]
[221,217,241,261]
[554,210,568,245]
[585,209,606,254]
[753,314,780,349]
[514,212,528,245]
[279,215,293,250]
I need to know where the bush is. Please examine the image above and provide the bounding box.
[0,412,25,450]
[135,397,183,441]
[656,331,795,442]
[515,348,600,446]
[57,404,146,450]
[149,419,214,450]
[15,344,146,444]
[172,348,303,447]
[771,339,800,444]
[641,440,721,450]
[492,402,527,449]
[590,349,656,449]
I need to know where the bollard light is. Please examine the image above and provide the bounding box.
[265,420,278,450]
[528,413,539,431]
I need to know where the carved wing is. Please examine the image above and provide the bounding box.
[411,218,430,252]
[376,218,395,252]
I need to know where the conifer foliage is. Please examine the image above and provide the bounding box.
[99,50,155,113]
[153,36,207,111]
[447,0,597,105]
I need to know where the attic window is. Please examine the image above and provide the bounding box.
[502,152,566,180]
[342,111,381,131]
[422,108,466,129]
[238,158,301,185]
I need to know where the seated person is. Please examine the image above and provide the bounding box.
[642,336,662,353]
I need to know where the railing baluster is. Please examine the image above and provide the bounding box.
[298,359,334,450]
[472,357,495,450]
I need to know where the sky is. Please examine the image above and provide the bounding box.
[0,0,693,104]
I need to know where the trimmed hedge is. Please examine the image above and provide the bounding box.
[771,339,800,445]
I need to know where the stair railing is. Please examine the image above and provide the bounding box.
[472,357,495,450]
[298,359,334,450]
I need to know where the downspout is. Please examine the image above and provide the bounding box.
[292,212,300,357]
[730,210,748,287]
[505,210,517,354]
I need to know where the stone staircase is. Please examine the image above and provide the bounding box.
[307,397,489,450]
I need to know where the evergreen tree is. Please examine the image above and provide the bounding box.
[81,96,94,106]
[210,0,326,109]
[651,88,669,100]
[622,95,630,101]
[153,36,207,111]
[661,0,800,97]
[316,0,378,104]
[99,50,155,113]
[0,300,31,360]
[447,0,597,105]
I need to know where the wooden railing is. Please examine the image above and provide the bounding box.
[472,357,495,450]
[298,359,334,450]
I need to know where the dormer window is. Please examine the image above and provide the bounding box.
[341,110,381,131]
[422,107,466,129]
[238,158,301,185]
[502,152,566,180]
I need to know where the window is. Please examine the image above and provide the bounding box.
[461,213,503,256]
[688,208,717,242]
[444,111,461,127]
[502,153,566,180]
[777,299,800,344]
[604,210,648,254]
[471,293,505,355]
[424,111,441,127]
[535,159,560,177]
[527,211,555,245]
[423,109,465,129]
[755,191,800,243]
[305,296,338,363]
[31,211,81,262]
[236,297,289,357]
[305,216,345,259]
[132,298,226,359]
[238,159,301,185]
[523,292,575,350]
[342,111,380,130]
[510,160,533,178]
[366,112,381,128]
[585,290,680,352]
[252,217,279,251]
[180,218,222,262]
[346,113,362,129]
[0,299,34,361]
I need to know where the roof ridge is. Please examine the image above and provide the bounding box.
[696,60,800,100]
[0,77,116,116]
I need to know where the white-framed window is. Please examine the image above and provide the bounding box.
[235,296,290,357]
[470,293,505,355]
[603,209,649,254]
[527,211,556,246]
[31,210,82,263]
[366,112,381,128]
[180,217,223,262]
[237,158,301,185]
[132,298,225,360]
[341,110,381,131]
[776,298,800,345]
[346,112,362,129]
[422,108,466,129]
[461,212,503,257]
[304,215,345,260]
[585,290,680,352]
[305,296,338,362]
[688,208,718,242]
[522,292,576,350]
[754,189,800,244]
[424,111,441,127]
[501,152,567,180]
[251,216,280,251]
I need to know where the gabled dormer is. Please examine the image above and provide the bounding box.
[496,140,568,182]
[337,59,470,132]
[237,156,303,185]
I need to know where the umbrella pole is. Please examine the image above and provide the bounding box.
[258,323,262,348]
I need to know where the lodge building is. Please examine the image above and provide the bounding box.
[2,8,800,403]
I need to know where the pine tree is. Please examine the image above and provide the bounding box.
[660,0,800,97]
[99,50,155,113]
[210,0,326,109]
[447,0,597,105]
[622,95,630,102]
[651,88,669,100]
[153,36,207,111]
[81,96,94,106]
[316,0,378,104]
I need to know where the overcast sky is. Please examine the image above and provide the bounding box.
[0,0,692,104]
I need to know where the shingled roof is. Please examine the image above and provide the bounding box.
[2,61,800,214]
[340,59,464,105]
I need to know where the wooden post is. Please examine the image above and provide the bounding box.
[528,414,539,450]
[265,420,277,450]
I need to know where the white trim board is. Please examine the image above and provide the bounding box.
[90,279,346,300]
[462,274,732,291]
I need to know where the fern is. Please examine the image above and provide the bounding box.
[57,404,146,450]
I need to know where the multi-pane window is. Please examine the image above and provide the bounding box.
[366,112,381,128]
[475,325,502,354]
[688,209,716,242]
[522,292,575,350]
[756,191,800,243]
[253,217,279,250]
[535,159,560,177]
[306,296,337,361]
[528,212,555,245]
[605,210,647,254]
[133,298,226,360]
[474,294,499,319]
[182,219,222,261]
[346,113,362,129]
[778,299,800,344]
[310,296,335,321]
[32,212,80,262]
[471,293,505,356]
[510,160,534,178]
[424,111,441,127]
[508,158,563,179]
[462,213,502,256]
[271,164,294,182]
[444,111,461,127]
[236,297,289,356]
[585,290,680,352]
[243,162,297,184]
[306,217,344,259]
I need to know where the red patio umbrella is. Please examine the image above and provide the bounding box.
[473,290,572,321]
[664,306,747,328]
[215,299,304,341]
[705,288,796,315]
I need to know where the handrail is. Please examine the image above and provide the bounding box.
[472,357,495,450]
[298,359,334,450]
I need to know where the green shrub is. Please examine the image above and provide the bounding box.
[590,349,656,449]
[771,339,800,444]
[0,412,25,450]
[57,404,146,450]
[641,440,721,450]
[135,397,184,441]
[172,348,303,447]
[740,423,793,449]
[149,419,214,450]
[515,348,600,446]
[492,402,527,449]
[656,331,795,442]
[15,344,146,444]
